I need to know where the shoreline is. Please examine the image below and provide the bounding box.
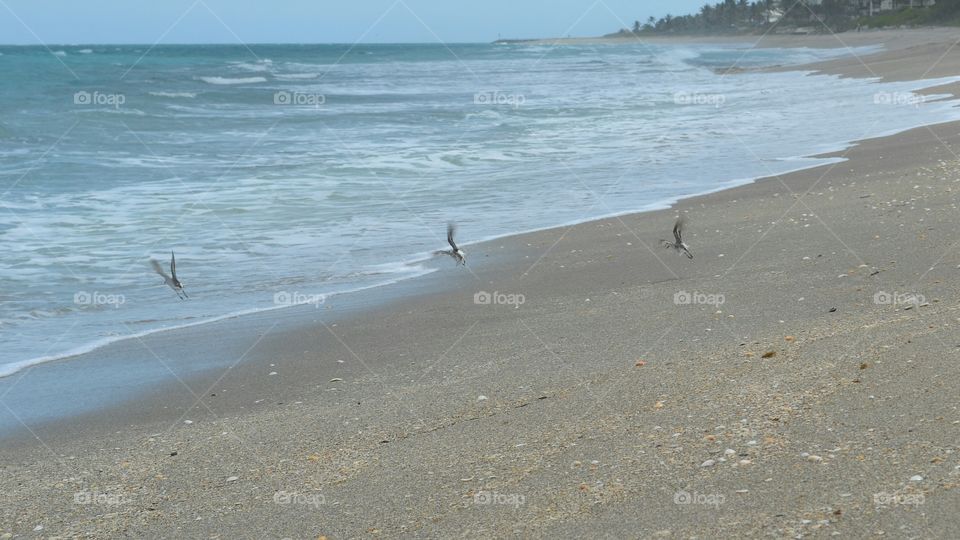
[9,105,959,442]
[4,28,960,537]
[4,100,953,436]
[4,26,956,390]
[6,68,959,393]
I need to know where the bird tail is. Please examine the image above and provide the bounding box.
[150,259,167,277]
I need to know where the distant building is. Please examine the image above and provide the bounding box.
[859,0,936,16]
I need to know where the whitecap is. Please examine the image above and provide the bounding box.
[234,62,270,72]
[149,91,198,98]
[275,73,320,81]
[52,50,67,57]
[198,76,267,85]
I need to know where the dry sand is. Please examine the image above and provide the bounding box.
[3,29,960,539]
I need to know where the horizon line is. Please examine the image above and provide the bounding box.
[0,39,567,47]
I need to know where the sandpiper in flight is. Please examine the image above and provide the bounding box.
[660,217,693,259]
[151,251,189,299]
[434,223,466,266]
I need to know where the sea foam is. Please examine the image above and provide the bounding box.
[199,76,267,85]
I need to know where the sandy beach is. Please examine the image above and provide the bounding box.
[4,29,960,538]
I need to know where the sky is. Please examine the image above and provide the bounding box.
[0,0,708,44]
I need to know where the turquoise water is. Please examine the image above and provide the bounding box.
[1,42,958,377]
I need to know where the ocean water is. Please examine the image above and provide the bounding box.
[1,42,959,378]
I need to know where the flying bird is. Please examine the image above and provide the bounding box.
[660,217,693,259]
[151,251,188,299]
[434,223,466,266]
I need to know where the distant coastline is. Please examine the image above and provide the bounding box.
[496,0,960,45]
[493,25,959,51]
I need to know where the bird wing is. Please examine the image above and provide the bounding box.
[169,252,178,281]
[447,223,459,251]
[150,259,168,278]
[673,218,684,244]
